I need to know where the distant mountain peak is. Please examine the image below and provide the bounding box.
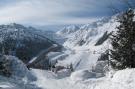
[55,15,118,48]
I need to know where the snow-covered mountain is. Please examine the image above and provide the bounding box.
[27,14,135,89]
[56,25,80,36]
[0,23,55,42]
[51,16,118,72]
[57,16,118,50]
[27,13,135,89]
[1,13,135,89]
[0,23,61,63]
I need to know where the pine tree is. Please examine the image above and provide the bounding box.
[0,59,11,77]
[70,63,74,72]
[110,9,135,69]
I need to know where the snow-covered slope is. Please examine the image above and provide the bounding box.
[0,55,41,89]
[31,68,135,89]
[56,16,118,51]
[49,16,119,71]
[47,18,118,82]
[29,15,135,89]
[0,23,56,43]
[56,25,80,36]
[49,16,119,73]
[0,23,59,63]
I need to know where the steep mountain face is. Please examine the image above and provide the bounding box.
[49,15,119,75]
[56,16,119,50]
[0,23,60,63]
[56,25,80,36]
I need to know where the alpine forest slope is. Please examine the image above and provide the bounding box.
[0,23,62,63]
[110,9,135,69]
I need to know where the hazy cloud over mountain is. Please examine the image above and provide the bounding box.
[0,0,134,25]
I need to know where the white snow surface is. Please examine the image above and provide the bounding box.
[56,16,119,50]
[31,68,135,89]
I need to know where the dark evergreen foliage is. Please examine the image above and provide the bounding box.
[0,23,62,64]
[69,63,74,72]
[0,57,11,77]
[0,37,53,63]
[110,9,135,69]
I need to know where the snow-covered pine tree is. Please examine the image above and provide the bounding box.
[110,9,135,69]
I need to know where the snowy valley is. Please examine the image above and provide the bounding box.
[0,13,135,89]
[1,0,135,89]
[30,14,135,89]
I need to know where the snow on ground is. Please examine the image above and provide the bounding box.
[0,81,14,89]
[29,57,37,64]
[56,51,99,70]
[112,68,135,88]
[31,68,135,89]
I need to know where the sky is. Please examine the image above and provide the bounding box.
[0,0,134,26]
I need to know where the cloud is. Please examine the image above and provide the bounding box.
[0,0,134,25]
